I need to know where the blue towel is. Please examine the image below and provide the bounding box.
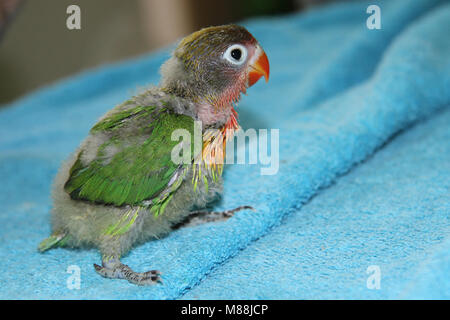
[184,107,450,299]
[0,0,449,299]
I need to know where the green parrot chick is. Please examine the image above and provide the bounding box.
[39,24,270,285]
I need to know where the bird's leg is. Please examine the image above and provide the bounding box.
[94,207,161,285]
[174,205,255,228]
[94,255,162,286]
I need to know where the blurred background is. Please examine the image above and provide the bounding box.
[0,0,336,105]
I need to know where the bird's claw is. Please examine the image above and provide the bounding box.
[94,262,162,285]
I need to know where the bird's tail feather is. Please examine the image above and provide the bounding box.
[38,232,68,252]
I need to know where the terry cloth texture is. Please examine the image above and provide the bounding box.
[0,0,448,299]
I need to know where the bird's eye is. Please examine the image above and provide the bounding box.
[231,49,241,60]
[223,44,248,65]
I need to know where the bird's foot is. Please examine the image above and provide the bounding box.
[175,205,255,228]
[94,259,162,286]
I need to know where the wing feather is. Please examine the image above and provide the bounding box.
[64,104,194,207]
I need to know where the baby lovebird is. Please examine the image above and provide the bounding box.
[39,25,269,285]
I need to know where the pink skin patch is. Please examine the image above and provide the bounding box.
[196,102,234,127]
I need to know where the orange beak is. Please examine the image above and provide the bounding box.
[248,47,270,87]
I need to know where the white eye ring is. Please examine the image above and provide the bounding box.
[223,44,248,65]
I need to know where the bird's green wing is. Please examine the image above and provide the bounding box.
[64,104,195,209]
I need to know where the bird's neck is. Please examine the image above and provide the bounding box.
[199,103,240,174]
[195,101,231,126]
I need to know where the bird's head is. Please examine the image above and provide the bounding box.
[160,25,269,124]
